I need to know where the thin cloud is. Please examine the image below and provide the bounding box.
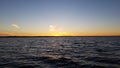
[11,24,20,29]
[49,25,56,32]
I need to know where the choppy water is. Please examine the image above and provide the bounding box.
[0,37,120,68]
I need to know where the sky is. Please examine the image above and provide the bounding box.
[0,0,120,36]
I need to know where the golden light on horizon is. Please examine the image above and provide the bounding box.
[0,32,120,36]
[48,24,69,36]
[0,27,120,36]
[51,32,67,36]
[53,34,60,36]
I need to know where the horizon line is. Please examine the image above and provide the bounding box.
[0,35,120,37]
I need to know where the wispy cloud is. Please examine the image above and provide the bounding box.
[49,25,56,32]
[11,24,20,29]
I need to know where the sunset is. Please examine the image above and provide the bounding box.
[0,0,120,68]
[0,0,120,36]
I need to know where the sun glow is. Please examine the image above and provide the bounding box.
[53,34,60,36]
[49,25,68,36]
[51,32,66,36]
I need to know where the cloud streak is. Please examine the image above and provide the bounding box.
[49,25,56,32]
[11,24,20,29]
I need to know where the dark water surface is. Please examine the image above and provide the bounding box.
[0,37,120,68]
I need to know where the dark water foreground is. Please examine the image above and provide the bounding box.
[0,37,120,68]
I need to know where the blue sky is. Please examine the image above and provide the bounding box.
[0,0,120,36]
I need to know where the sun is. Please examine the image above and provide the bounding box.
[53,32,67,36]
[53,34,61,36]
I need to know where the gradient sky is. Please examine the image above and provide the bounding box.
[0,0,120,36]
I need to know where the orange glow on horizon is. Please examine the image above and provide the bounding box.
[0,31,120,36]
[0,30,120,36]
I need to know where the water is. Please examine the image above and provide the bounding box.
[0,37,120,68]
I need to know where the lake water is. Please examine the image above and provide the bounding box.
[0,37,120,68]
